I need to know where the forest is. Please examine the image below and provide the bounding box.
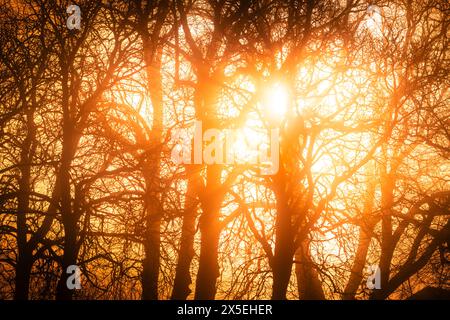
[0,0,449,300]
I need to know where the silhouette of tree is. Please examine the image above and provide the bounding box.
[0,0,448,300]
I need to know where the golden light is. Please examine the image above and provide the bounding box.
[232,117,266,164]
[262,83,289,122]
[365,5,383,38]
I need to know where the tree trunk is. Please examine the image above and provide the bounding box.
[14,251,32,300]
[343,167,376,300]
[55,217,78,300]
[194,165,222,300]
[55,137,78,300]
[171,174,198,300]
[271,180,295,300]
[371,168,395,300]
[15,110,35,300]
[342,228,372,300]
[142,208,161,300]
[295,241,325,300]
[56,72,79,300]
[141,45,163,300]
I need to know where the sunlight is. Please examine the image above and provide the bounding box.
[3,0,447,302]
[232,117,265,164]
[262,83,289,121]
[366,5,383,38]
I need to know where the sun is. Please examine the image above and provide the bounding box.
[262,83,289,122]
